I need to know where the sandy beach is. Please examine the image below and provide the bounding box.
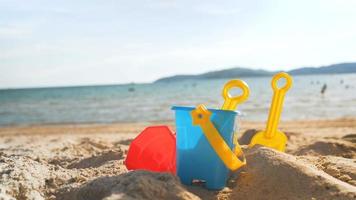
[0,118,355,200]
[2,1,356,200]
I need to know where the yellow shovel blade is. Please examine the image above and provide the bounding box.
[249,130,287,152]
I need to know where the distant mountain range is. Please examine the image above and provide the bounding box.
[155,62,356,83]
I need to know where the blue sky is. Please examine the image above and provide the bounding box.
[1,0,356,88]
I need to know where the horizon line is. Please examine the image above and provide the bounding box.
[1,62,355,90]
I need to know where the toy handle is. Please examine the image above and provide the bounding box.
[271,72,292,92]
[221,80,250,111]
[191,105,246,171]
[265,72,293,138]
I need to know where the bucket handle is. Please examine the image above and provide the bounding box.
[191,104,246,171]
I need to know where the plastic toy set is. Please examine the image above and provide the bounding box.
[125,72,293,190]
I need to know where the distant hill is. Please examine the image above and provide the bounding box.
[154,62,356,83]
[155,67,272,83]
[288,63,356,75]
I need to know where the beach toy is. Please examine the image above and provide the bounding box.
[250,72,293,152]
[191,105,245,170]
[125,126,176,174]
[172,80,249,190]
[221,79,250,111]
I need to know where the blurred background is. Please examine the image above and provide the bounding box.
[1,0,356,126]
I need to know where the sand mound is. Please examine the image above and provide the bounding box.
[342,134,356,143]
[60,171,199,200]
[292,139,356,158]
[238,129,258,145]
[0,154,51,200]
[0,137,127,200]
[299,156,356,186]
[48,138,121,168]
[229,147,356,200]
[68,150,123,169]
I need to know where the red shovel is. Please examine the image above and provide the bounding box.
[125,126,176,174]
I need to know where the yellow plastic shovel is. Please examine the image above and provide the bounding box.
[249,72,293,152]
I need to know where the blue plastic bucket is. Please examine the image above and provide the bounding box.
[172,106,239,190]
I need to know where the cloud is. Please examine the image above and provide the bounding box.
[194,3,241,16]
[0,25,33,39]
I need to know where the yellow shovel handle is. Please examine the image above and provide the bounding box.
[221,80,250,111]
[265,72,293,138]
[191,105,246,171]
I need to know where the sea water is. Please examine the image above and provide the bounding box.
[0,73,355,126]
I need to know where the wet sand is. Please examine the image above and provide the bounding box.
[0,118,355,199]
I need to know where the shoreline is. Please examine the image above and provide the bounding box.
[1,117,355,136]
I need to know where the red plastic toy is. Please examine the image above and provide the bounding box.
[125,126,176,174]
